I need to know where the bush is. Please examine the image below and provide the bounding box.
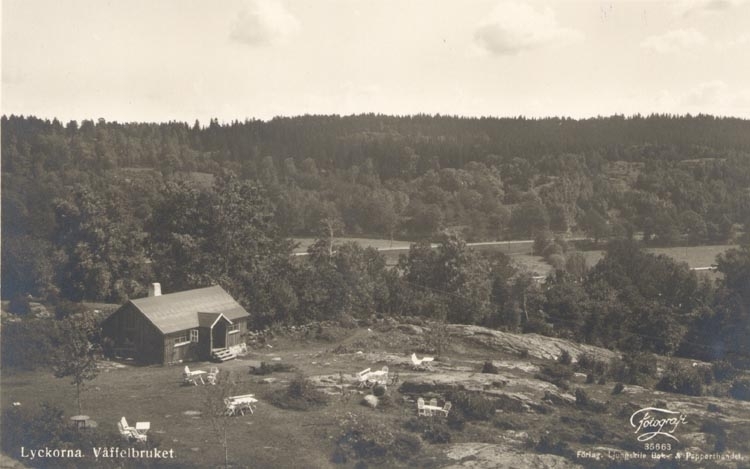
[446,390,495,421]
[269,375,327,411]
[536,363,574,389]
[574,388,608,413]
[251,361,295,375]
[656,361,703,396]
[403,418,451,444]
[334,413,421,465]
[612,382,625,395]
[532,433,572,458]
[729,378,750,401]
[54,300,87,320]
[577,353,608,376]
[558,350,572,365]
[8,295,31,315]
[1,319,56,369]
[372,384,387,397]
[481,360,499,373]
[712,360,738,382]
[609,352,657,386]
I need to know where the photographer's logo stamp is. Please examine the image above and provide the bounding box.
[630,407,687,442]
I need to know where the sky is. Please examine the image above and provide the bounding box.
[2,0,750,123]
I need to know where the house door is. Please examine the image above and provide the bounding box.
[212,322,227,349]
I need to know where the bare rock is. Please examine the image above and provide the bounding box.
[443,443,582,469]
[448,325,618,363]
[363,395,379,408]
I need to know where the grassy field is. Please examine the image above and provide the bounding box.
[294,238,738,280]
[578,244,737,270]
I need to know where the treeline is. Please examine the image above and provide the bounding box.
[3,114,750,245]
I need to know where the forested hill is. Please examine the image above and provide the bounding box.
[4,114,750,367]
[4,113,750,244]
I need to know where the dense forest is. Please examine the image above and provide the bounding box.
[3,113,750,369]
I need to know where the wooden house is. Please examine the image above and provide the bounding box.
[102,284,250,364]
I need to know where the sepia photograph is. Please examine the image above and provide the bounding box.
[2,1,750,468]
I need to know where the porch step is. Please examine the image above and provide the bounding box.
[212,348,237,362]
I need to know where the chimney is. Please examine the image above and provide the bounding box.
[148,283,162,297]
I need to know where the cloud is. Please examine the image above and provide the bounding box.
[674,0,748,17]
[656,81,750,116]
[229,0,299,46]
[717,32,750,49]
[640,29,707,53]
[474,1,583,56]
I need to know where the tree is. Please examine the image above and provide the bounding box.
[510,198,549,238]
[149,175,297,326]
[203,370,238,469]
[51,315,101,414]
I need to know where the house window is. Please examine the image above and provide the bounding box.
[190,329,199,342]
[228,323,240,334]
[174,334,190,347]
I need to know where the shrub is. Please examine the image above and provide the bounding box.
[532,433,572,458]
[656,361,703,396]
[609,352,657,386]
[251,361,294,375]
[574,388,590,407]
[523,318,553,335]
[558,350,572,365]
[54,300,87,320]
[729,378,750,401]
[269,375,327,411]
[446,390,495,421]
[8,295,31,316]
[536,363,574,389]
[577,352,608,376]
[700,421,727,452]
[403,418,451,444]
[481,360,499,373]
[612,382,625,395]
[1,319,55,369]
[334,413,421,465]
[372,384,387,397]
[712,360,738,382]
[574,388,608,413]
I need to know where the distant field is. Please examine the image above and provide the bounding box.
[579,244,738,270]
[293,238,738,280]
[292,237,413,253]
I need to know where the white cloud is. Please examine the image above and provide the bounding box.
[717,32,750,49]
[473,1,583,56]
[655,81,750,116]
[229,0,299,46]
[673,0,748,17]
[640,29,707,54]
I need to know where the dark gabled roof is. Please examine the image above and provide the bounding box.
[197,312,232,328]
[129,285,250,334]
